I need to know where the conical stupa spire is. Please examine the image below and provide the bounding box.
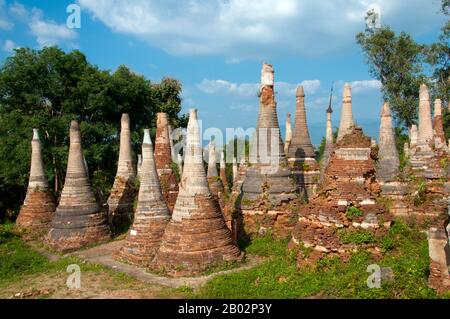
[219,150,228,190]
[137,154,143,179]
[107,114,137,230]
[116,114,134,178]
[323,93,334,165]
[232,157,238,183]
[151,109,241,276]
[242,63,297,212]
[207,139,224,201]
[17,129,56,231]
[377,102,400,182]
[47,121,110,251]
[287,85,315,161]
[117,129,170,266]
[207,139,219,178]
[337,83,355,141]
[284,113,292,155]
[250,63,286,164]
[433,99,446,148]
[418,84,433,146]
[410,124,418,148]
[177,153,183,176]
[154,112,179,213]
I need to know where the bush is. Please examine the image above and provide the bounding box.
[345,206,363,220]
[337,229,376,244]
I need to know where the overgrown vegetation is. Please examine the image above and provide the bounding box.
[194,221,443,298]
[345,206,363,220]
[0,47,187,222]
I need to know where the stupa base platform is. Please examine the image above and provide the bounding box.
[47,211,111,252]
[16,191,56,233]
[107,178,137,232]
[427,227,450,294]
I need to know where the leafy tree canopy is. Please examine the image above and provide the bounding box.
[0,46,185,220]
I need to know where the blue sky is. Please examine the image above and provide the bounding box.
[0,0,447,146]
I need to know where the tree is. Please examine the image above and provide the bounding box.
[356,2,449,130]
[356,26,426,129]
[0,47,184,221]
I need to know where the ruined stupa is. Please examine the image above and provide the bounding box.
[286,85,319,198]
[16,129,56,232]
[107,114,137,230]
[232,157,238,184]
[219,150,229,191]
[288,86,316,162]
[410,84,445,179]
[207,139,225,210]
[116,129,170,266]
[151,109,241,276]
[284,113,292,155]
[137,154,143,179]
[418,84,434,147]
[433,99,446,150]
[323,95,334,166]
[47,121,110,251]
[336,83,355,142]
[240,63,298,238]
[154,113,179,213]
[377,103,400,182]
[290,127,391,263]
[377,103,409,216]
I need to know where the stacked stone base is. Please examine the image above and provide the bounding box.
[151,194,242,277]
[380,182,411,216]
[116,213,169,267]
[107,177,137,232]
[290,158,320,199]
[16,190,56,233]
[47,205,111,252]
[290,202,391,266]
[428,227,450,293]
[158,170,179,213]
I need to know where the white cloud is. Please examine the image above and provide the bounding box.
[0,0,13,30]
[2,39,16,53]
[197,79,259,97]
[77,0,445,60]
[197,79,321,97]
[29,8,78,47]
[8,2,28,21]
[349,80,382,93]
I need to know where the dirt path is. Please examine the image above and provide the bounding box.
[68,240,265,289]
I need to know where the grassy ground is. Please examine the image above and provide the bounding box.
[0,223,184,299]
[0,220,449,299]
[193,221,450,299]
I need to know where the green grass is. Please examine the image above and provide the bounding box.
[0,223,129,288]
[195,221,443,299]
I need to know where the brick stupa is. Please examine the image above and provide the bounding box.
[433,99,446,150]
[377,103,409,216]
[290,127,392,262]
[154,112,179,213]
[47,121,110,251]
[116,129,170,266]
[336,83,355,142]
[16,129,56,233]
[284,113,292,155]
[107,114,137,231]
[151,109,241,276]
[240,63,298,238]
[219,150,229,191]
[207,139,225,209]
[287,86,319,197]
